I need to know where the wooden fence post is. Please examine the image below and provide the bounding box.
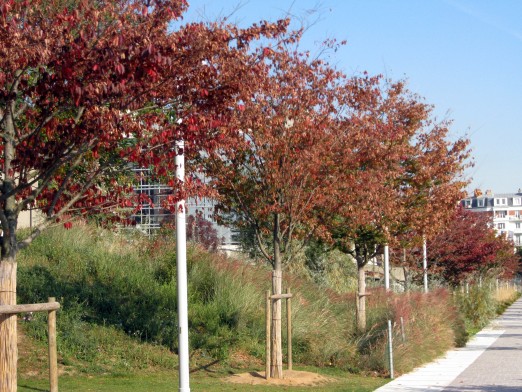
[48,297,58,392]
[265,290,271,380]
[286,288,292,371]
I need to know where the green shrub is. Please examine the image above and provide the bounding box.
[455,283,496,331]
[17,225,269,368]
[18,226,178,350]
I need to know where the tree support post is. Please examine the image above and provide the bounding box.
[265,288,293,378]
[271,270,283,378]
[286,288,292,371]
[0,260,17,392]
[265,290,271,380]
[0,299,60,392]
[48,297,58,392]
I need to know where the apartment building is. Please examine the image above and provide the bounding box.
[130,167,239,254]
[462,189,522,246]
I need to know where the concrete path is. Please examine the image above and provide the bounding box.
[375,298,522,392]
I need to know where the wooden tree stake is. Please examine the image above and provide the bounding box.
[48,297,58,392]
[286,288,292,371]
[265,290,271,380]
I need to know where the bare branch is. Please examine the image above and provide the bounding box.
[254,225,273,265]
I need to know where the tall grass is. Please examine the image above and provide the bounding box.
[348,288,465,376]
[494,284,520,314]
[16,224,494,377]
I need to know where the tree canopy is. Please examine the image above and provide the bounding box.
[0,0,291,387]
[428,207,518,286]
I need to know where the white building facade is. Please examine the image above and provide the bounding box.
[462,189,522,246]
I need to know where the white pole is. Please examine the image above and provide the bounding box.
[176,140,190,392]
[422,236,428,293]
[387,319,394,379]
[384,244,390,291]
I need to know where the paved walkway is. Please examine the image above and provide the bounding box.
[375,298,522,392]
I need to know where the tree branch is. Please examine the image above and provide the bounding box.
[47,153,86,215]
[254,224,273,265]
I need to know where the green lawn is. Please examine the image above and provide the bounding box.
[19,367,388,392]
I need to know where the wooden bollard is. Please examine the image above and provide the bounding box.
[48,297,58,392]
[265,290,271,379]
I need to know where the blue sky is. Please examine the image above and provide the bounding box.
[181,0,522,194]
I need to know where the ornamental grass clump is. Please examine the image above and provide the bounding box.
[356,288,462,376]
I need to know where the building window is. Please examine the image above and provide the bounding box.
[516,234,522,246]
[464,200,472,208]
[514,198,521,206]
[477,199,485,207]
[516,223,521,229]
[498,223,505,229]
[496,210,507,218]
[495,198,507,206]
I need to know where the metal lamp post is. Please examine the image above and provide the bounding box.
[176,140,190,392]
[384,244,390,291]
[423,236,428,293]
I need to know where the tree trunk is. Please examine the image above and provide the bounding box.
[356,261,366,332]
[403,266,410,293]
[0,259,17,392]
[270,213,283,378]
[402,248,409,293]
[2,76,19,392]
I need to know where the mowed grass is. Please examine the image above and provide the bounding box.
[19,368,388,392]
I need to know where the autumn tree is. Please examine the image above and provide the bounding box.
[199,41,346,378]
[324,77,470,331]
[392,120,471,289]
[0,0,289,388]
[324,77,422,331]
[186,213,221,251]
[427,207,518,286]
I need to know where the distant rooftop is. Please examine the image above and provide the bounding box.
[467,189,522,198]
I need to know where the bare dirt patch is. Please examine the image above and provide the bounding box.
[225,370,335,386]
